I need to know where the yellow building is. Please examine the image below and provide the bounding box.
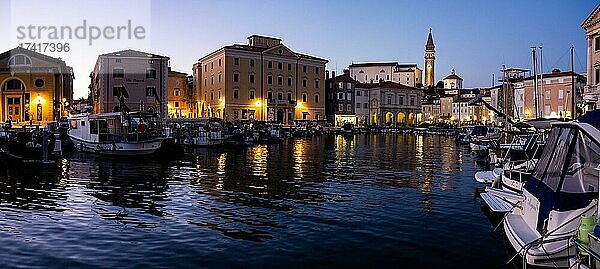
[424,29,436,88]
[167,69,194,118]
[194,35,328,124]
[0,47,74,126]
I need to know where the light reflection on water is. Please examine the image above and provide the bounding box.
[0,134,512,268]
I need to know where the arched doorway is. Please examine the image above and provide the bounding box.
[277,109,284,123]
[397,112,406,126]
[2,78,26,122]
[408,112,415,126]
[385,112,394,126]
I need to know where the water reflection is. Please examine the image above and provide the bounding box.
[0,134,506,268]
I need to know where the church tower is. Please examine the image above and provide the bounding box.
[424,28,436,88]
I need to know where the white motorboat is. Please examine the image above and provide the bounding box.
[68,112,166,155]
[502,119,600,267]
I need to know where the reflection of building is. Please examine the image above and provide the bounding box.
[424,29,435,88]
[583,4,600,111]
[421,98,440,123]
[348,62,422,87]
[325,70,357,125]
[355,81,422,126]
[0,47,74,125]
[90,49,169,118]
[443,69,463,89]
[167,69,192,118]
[195,35,328,124]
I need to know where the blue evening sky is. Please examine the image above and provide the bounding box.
[0,0,597,98]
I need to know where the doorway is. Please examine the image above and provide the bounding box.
[6,96,21,122]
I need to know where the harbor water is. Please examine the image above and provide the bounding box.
[0,134,514,268]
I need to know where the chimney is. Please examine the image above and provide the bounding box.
[326,70,330,80]
[332,71,336,78]
[343,69,350,74]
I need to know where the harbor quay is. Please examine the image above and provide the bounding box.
[2,1,600,268]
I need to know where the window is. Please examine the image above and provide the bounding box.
[113,68,124,78]
[268,75,273,85]
[268,61,273,68]
[347,104,351,111]
[546,90,551,100]
[278,76,283,85]
[234,73,239,82]
[302,93,307,102]
[278,62,282,70]
[346,92,352,100]
[211,76,214,85]
[315,80,319,88]
[205,65,207,72]
[347,83,351,89]
[356,103,361,108]
[339,103,344,111]
[399,95,404,105]
[287,92,292,101]
[116,59,121,63]
[250,74,255,84]
[356,90,361,96]
[146,68,156,79]
[242,109,247,119]
[250,90,255,99]
[303,65,307,73]
[596,37,600,51]
[288,64,292,71]
[8,55,31,66]
[364,103,368,108]
[175,101,179,108]
[596,69,600,84]
[288,77,292,86]
[146,86,156,97]
[250,59,255,67]
[387,95,392,104]
[314,94,319,103]
[218,91,221,99]
[338,92,344,100]
[34,78,44,88]
[234,89,239,99]
[210,92,214,100]
[234,58,239,65]
[386,75,390,80]
[218,59,222,66]
[218,74,221,83]
[148,60,154,64]
[268,91,273,100]
[338,82,343,89]
[315,67,319,74]
[274,92,281,100]
[211,62,214,69]
[410,96,415,106]
[174,89,181,96]
[559,89,564,99]
[302,79,307,87]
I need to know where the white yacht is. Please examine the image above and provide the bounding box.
[501,119,600,267]
[68,112,166,155]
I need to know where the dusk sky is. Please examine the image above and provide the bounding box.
[0,0,597,98]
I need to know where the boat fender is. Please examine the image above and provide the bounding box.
[95,144,101,152]
[578,215,597,255]
[111,143,117,152]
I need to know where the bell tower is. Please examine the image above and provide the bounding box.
[424,28,436,88]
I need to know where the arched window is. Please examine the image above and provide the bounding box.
[9,55,32,66]
[3,79,25,91]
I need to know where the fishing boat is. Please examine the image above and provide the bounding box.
[501,115,600,267]
[468,126,502,152]
[175,118,223,147]
[67,112,166,155]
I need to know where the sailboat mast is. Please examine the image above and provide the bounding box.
[571,45,575,119]
[531,47,539,119]
[539,45,544,116]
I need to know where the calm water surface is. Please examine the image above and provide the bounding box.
[0,134,513,268]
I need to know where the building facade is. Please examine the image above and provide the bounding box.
[348,62,422,87]
[325,70,357,125]
[443,69,463,89]
[90,49,169,118]
[520,69,585,119]
[0,47,73,125]
[424,29,436,88]
[356,81,422,126]
[583,4,600,111]
[195,35,328,124]
[167,69,193,118]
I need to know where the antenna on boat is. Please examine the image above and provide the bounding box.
[571,45,575,119]
[531,47,539,119]
[539,45,544,116]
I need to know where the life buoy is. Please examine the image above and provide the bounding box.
[138,124,147,133]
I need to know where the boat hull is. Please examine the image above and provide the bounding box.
[69,135,163,155]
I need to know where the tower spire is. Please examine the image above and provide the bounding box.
[424,29,436,88]
[426,28,435,50]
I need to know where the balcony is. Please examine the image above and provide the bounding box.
[267,99,296,106]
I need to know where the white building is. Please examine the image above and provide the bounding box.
[349,62,422,87]
[443,69,463,89]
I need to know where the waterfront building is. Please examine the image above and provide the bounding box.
[519,69,585,119]
[355,81,422,126]
[0,47,74,125]
[90,49,170,118]
[421,98,440,123]
[325,70,357,126]
[583,4,600,111]
[424,29,436,88]
[355,82,370,126]
[167,69,193,118]
[195,35,328,124]
[348,62,422,87]
[443,69,463,89]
